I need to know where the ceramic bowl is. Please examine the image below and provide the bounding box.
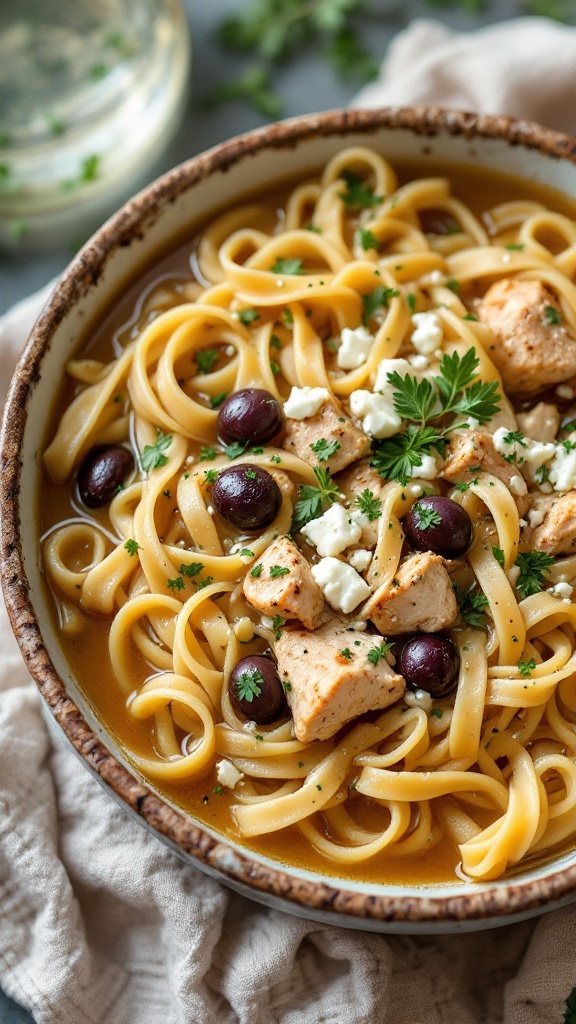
[3,107,576,934]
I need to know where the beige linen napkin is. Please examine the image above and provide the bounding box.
[3,17,576,1024]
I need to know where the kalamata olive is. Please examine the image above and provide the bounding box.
[77,445,134,508]
[399,634,460,697]
[218,388,284,447]
[212,464,282,530]
[403,496,472,559]
[418,208,460,236]
[229,655,288,724]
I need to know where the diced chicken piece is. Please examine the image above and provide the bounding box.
[522,492,576,555]
[243,536,324,629]
[283,395,370,473]
[335,459,384,548]
[442,429,529,513]
[275,616,404,743]
[361,551,457,634]
[478,279,576,398]
[516,402,560,444]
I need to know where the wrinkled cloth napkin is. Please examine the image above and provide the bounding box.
[3,16,576,1024]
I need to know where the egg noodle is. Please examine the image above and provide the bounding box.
[41,146,576,883]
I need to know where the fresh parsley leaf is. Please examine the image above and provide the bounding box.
[453,480,472,492]
[237,307,260,326]
[370,425,444,485]
[141,430,172,472]
[462,312,478,321]
[492,546,505,569]
[270,334,282,349]
[503,430,526,447]
[340,647,352,660]
[407,292,417,313]
[179,562,204,577]
[195,348,219,374]
[270,359,281,376]
[163,489,171,499]
[270,565,290,578]
[222,442,246,460]
[515,551,555,599]
[430,708,443,718]
[210,392,228,409]
[240,548,254,558]
[367,642,393,665]
[362,285,399,325]
[270,256,303,275]
[505,242,524,250]
[446,278,459,294]
[358,227,379,251]
[435,348,501,424]
[545,304,562,325]
[250,563,263,578]
[167,576,185,591]
[413,503,442,530]
[245,469,258,480]
[205,469,218,483]
[292,465,340,530]
[454,584,489,628]
[282,679,292,692]
[196,576,214,590]
[199,446,217,462]
[236,668,264,702]
[355,488,382,521]
[124,539,140,556]
[517,658,536,677]
[282,308,293,325]
[340,170,382,210]
[310,437,341,461]
[387,371,438,425]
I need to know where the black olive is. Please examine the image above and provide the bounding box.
[418,208,460,236]
[218,388,284,447]
[229,655,287,724]
[77,445,134,508]
[399,634,460,697]
[212,464,282,530]
[403,496,472,559]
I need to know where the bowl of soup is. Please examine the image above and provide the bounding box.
[4,106,576,933]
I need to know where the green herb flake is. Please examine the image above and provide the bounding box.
[339,170,382,210]
[515,551,555,599]
[163,489,171,499]
[236,667,264,702]
[413,502,442,530]
[124,539,140,556]
[270,359,281,376]
[367,642,393,665]
[270,257,303,275]
[282,679,292,692]
[195,576,214,590]
[195,348,219,374]
[179,562,204,578]
[224,441,247,460]
[362,285,400,325]
[355,488,382,521]
[213,785,225,795]
[339,647,352,660]
[269,565,290,579]
[292,465,339,530]
[282,308,294,325]
[430,708,443,719]
[454,584,489,628]
[199,446,217,462]
[544,304,562,325]
[209,392,228,409]
[358,227,379,251]
[505,243,525,251]
[492,546,506,569]
[270,334,282,349]
[310,437,341,461]
[407,292,417,313]
[167,576,185,591]
[517,658,537,677]
[240,548,254,558]
[237,308,260,326]
[250,563,263,578]
[141,430,172,472]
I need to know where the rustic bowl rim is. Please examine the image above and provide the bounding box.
[3,105,576,928]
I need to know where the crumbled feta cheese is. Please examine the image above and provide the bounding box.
[556,384,574,400]
[493,426,527,464]
[284,386,329,420]
[549,445,576,492]
[502,252,512,264]
[519,518,528,528]
[407,482,424,497]
[311,557,371,614]
[528,508,545,528]
[404,688,433,711]
[301,503,361,557]
[463,417,480,431]
[521,440,557,483]
[349,389,402,439]
[374,357,413,393]
[337,326,375,370]
[348,548,372,571]
[215,759,244,789]
[549,581,574,600]
[411,311,444,355]
[510,474,527,496]
[410,454,438,481]
[350,508,369,530]
[428,270,444,284]
[408,354,430,370]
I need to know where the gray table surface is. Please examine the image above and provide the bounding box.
[0,0,528,1021]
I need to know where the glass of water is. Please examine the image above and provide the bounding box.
[0,0,191,247]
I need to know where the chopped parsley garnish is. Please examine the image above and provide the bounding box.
[362,285,400,326]
[454,584,489,628]
[235,668,264,702]
[270,334,282,349]
[453,480,472,492]
[124,539,140,556]
[446,278,459,294]
[358,227,379,251]
[339,170,382,210]
[430,708,443,718]
[505,242,524,250]
[240,548,254,558]
[367,642,393,665]
[141,430,172,472]
[163,489,171,498]
[371,425,445,487]
[282,679,292,692]
[272,614,286,640]
[167,576,185,591]
[250,563,263,578]
[412,503,442,530]
[492,546,506,569]
[194,348,219,374]
[462,312,478,321]
[213,785,225,795]
[517,658,536,677]
[282,308,294,325]
[270,257,303,275]
[292,465,340,530]
[245,469,258,480]
[310,437,341,461]
[237,308,260,326]
[210,392,228,408]
[224,441,247,459]
[199,445,217,461]
[355,488,382,521]
[407,292,417,313]
[179,562,204,577]
[270,360,281,376]
[269,565,290,578]
[340,648,352,660]
[271,454,282,464]
[515,551,555,599]
[196,576,214,589]
[205,469,218,483]
[544,305,562,325]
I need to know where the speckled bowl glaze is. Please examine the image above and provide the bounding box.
[4,108,576,934]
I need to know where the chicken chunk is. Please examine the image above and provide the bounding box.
[478,279,576,398]
[442,429,528,513]
[243,536,324,629]
[522,492,576,555]
[283,395,370,473]
[516,402,560,445]
[361,551,457,634]
[275,616,405,743]
[334,459,384,548]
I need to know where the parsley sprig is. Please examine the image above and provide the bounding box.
[292,465,340,530]
[515,551,555,599]
[310,437,340,461]
[235,668,264,702]
[367,641,393,665]
[355,488,382,521]
[340,171,382,211]
[454,584,489,628]
[141,430,172,472]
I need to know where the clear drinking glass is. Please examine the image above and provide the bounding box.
[0,0,191,247]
